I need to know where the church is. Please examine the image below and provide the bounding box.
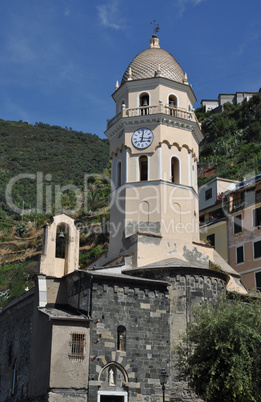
[0,34,246,402]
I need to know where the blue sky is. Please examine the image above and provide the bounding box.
[0,0,260,138]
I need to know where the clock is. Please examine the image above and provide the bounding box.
[131,128,153,149]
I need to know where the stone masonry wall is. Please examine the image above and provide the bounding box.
[169,270,226,402]
[0,290,34,401]
[132,267,226,402]
[67,273,170,402]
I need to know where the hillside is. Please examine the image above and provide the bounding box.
[0,120,110,215]
[197,93,261,186]
[0,121,110,307]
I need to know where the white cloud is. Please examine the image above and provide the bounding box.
[175,0,206,17]
[234,32,260,57]
[64,8,71,17]
[97,0,126,31]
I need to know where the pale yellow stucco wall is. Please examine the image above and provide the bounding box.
[49,324,90,389]
[200,221,228,261]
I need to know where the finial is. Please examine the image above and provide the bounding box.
[184,73,188,85]
[149,20,160,48]
[128,67,133,80]
[115,80,119,90]
[150,19,160,36]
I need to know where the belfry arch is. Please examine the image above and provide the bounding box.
[39,214,79,277]
[55,223,69,259]
[139,92,150,115]
[168,94,178,107]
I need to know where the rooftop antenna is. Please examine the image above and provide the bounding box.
[150,19,160,36]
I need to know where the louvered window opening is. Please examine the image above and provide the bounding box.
[69,333,86,360]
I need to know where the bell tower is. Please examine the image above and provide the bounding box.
[103,35,203,268]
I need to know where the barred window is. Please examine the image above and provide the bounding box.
[69,333,86,360]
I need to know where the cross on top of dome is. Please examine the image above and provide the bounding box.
[150,19,160,36]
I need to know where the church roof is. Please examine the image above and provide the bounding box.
[121,35,185,86]
[139,257,206,270]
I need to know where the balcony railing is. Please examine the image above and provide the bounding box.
[200,210,226,227]
[106,105,197,130]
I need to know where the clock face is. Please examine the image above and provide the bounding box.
[132,128,153,149]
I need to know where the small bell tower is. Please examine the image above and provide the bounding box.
[39,214,79,277]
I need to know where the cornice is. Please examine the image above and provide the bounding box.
[112,76,197,104]
[105,113,203,143]
[111,179,199,199]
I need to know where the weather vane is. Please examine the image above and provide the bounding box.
[150,20,160,35]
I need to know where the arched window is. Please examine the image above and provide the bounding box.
[173,202,181,225]
[139,201,149,224]
[117,326,126,351]
[139,93,149,115]
[169,95,178,116]
[56,224,67,258]
[171,157,180,184]
[169,94,177,107]
[116,161,122,188]
[139,156,148,181]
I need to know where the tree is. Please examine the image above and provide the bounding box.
[177,296,261,402]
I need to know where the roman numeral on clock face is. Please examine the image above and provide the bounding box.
[132,128,154,149]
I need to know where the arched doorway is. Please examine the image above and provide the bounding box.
[97,362,129,402]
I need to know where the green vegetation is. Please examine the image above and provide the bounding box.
[79,245,108,267]
[0,120,110,214]
[177,296,261,401]
[0,261,37,307]
[0,120,111,306]
[15,222,29,237]
[197,93,261,186]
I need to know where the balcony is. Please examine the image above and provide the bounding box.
[106,104,199,130]
[200,209,226,227]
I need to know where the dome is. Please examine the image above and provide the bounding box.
[121,35,185,85]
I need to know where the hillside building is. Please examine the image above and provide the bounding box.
[199,175,261,290]
[0,35,246,402]
[226,174,261,289]
[199,177,239,261]
[201,90,259,112]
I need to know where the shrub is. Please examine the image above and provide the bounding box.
[15,222,29,237]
